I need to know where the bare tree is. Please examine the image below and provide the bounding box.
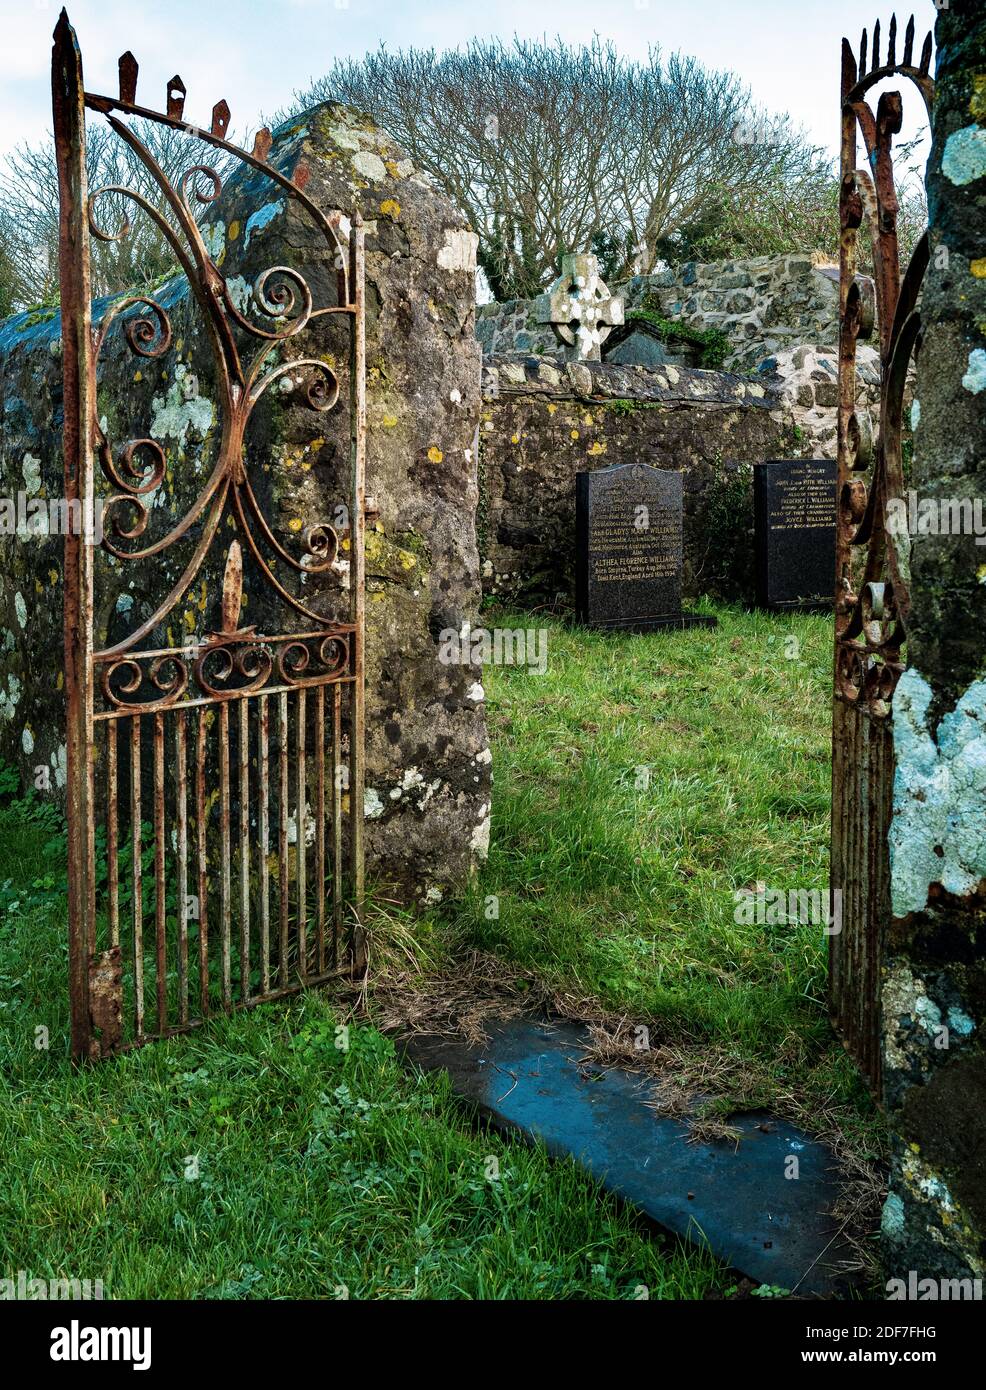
[0,118,229,311]
[294,38,833,298]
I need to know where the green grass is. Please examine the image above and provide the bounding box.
[438,603,875,1130]
[0,802,724,1300]
[0,600,878,1298]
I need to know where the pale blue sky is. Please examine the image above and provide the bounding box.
[0,0,936,165]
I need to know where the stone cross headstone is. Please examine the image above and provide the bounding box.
[576,463,716,631]
[535,253,624,362]
[753,458,837,609]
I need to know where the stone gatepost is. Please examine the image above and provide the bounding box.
[0,101,489,906]
[881,6,986,1285]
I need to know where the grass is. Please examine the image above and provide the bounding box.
[0,600,880,1298]
[0,797,724,1299]
[434,603,879,1140]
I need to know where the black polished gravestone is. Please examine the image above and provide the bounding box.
[575,463,716,631]
[753,458,837,610]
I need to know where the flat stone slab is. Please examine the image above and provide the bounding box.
[401,1016,862,1297]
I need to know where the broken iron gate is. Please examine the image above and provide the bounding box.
[53,12,366,1059]
[830,14,934,1090]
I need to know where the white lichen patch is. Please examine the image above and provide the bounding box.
[942,124,986,187]
[243,200,284,249]
[466,681,485,703]
[364,787,384,819]
[911,398,921,430]
[470,805,491,859]
[0,672,22,724]
[21,726,33,756]
[962,348,986,395]
[890,668,986,915]
[437,229,478,273]
[151,365,214,443]
[22,454,41,496]
[14,592,27,630]
[352,151,387,182]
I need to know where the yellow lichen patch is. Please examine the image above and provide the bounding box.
[57,671,64,691]
[382,414,399,428]
[342,538,351,552]
[134,370,142,383]
[427,446,444,463]
[970,73,986,122]
[570,429,580,440]
[197,581,208,613]
[48,569,58,586]
[34,580,43,595]
[228,219,240,241]
[288,517,303,532]
[971,258,986,278]
[380,198,401,219]
[184,609,197,633]
[978,563,986,584]
[384,159,402,178]
[511,434,520,445]
[587,441,606,456]
[546,402,557,414]
[583,413,594,426]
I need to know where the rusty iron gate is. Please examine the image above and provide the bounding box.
[830,14,934,1090]
[53,12,366,1060]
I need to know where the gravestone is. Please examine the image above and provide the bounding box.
[575,463,716,631]
[753,458,837,610]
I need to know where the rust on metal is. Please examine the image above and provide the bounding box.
[830,14,934,1092]
[54,9,367,1058]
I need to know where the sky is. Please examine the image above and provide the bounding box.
[0,0,935,167]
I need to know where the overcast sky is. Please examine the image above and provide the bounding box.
[0,0,935,166]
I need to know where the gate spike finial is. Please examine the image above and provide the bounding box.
[166,74,186,120]
[221,540,244,635]
[872,19,881,72]
[211,99,230,139]
[860,28,868,75]
[888,14,897,67]
[842,37,858,97]
[919,30,933,76]
[903,15,915,67]
[119,51,138,105]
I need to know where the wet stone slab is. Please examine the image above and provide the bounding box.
[401,1016,862,1297]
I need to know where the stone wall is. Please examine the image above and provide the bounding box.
[479,355,809,607]
[0,101,488,907]
[476,251,862,375]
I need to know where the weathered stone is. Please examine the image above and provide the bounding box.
[882,2,986,1285]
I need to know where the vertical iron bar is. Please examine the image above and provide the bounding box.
[176,711,189,1025]
[332,684,342,970]
[316,685,326,975]
[54,11,96,1059]
[131,715,144,1040]
[196,710,210,1016]
[219,701,231,1008]
[349,216,367,959]
[258,694,270,994]
[153,712,167,1033]
[239,698,251,1000]
[107,720,119,948]
[296,688,307,978]
[278,691,289,985]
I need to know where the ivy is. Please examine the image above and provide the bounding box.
[625,303,731,371]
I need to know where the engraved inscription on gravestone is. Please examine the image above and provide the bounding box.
[753,459,837,610]
[575,463,716,631]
